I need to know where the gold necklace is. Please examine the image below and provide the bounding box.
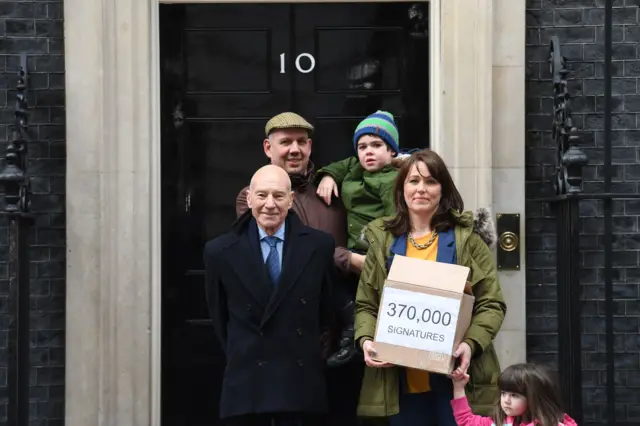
[408,230,438,250]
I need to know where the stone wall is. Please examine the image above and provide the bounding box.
[0,1,65,424]
[526,1,640,425]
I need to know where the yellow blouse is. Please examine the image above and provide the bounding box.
[404,231,439,393]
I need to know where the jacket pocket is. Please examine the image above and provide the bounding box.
[359,367,386,406]
[468,344,500,386]
[468,346,501,413]
[468,384,499,416]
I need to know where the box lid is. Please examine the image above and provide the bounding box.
[387,255,470,294]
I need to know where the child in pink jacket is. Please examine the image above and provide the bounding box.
[451,363,578,426]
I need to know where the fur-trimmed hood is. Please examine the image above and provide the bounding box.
[451,207,497,248]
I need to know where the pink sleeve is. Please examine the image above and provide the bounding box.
[450,396,494,426]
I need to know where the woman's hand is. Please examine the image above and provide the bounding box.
[452,373,470,399]
[451,342,472,380]
[316,176,338,206]
[349,252,365,273]
[362,340,394,368]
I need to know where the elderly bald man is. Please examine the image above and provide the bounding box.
[203,165,336,426]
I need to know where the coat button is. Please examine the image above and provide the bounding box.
[297,359,304,367]
[259,331,264,336]
[297,328,303,336]
[247,304,252,311]
[257,360,264,366]
[300,298,307,305]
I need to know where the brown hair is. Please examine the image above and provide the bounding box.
[384,149,463,236]
[493,363,565,426]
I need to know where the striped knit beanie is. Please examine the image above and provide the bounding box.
[353,110,400,154]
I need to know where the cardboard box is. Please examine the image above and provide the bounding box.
[372,255,475,374]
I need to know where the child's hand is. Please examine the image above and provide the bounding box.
[317,176,338,206]
[451,373,470,399]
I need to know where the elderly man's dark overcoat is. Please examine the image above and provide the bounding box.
[203,210,336,420]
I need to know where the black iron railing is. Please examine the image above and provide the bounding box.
[0,53,32,426]
[546,35,587,425]
[541,3,622,425]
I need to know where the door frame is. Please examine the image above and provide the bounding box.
[64,1,525,425]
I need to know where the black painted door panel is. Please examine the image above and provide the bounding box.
[160,3,430,425]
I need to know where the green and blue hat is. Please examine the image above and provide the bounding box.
[353,110,400,154]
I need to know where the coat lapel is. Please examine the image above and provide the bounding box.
[225,218,273,307]
[435,228,456,264]
[261,214,315,326]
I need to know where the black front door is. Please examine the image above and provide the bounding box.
[160,3,430,425]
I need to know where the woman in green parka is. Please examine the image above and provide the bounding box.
[354,149,506,425]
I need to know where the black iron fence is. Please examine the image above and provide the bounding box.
[0,53,33,426]
[541,3,628,425]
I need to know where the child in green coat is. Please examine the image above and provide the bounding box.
[316,110,406,367]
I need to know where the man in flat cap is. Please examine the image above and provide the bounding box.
[236,112,363,426]
[238,113,360,275]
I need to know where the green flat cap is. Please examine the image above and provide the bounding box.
[265,112,314,136]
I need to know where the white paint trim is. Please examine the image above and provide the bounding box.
[429,0,443,154]
[150,2,162,425]
[491,0,527,368]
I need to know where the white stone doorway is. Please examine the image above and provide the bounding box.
[64,0,524,425]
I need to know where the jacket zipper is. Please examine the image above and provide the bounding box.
[364,227,394,415]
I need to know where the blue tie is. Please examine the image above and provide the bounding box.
[264,236,281,285]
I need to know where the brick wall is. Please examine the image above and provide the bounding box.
[526,1,640,425]
[0,1,65,425]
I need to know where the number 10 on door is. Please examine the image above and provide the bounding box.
[280,53,316,74]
